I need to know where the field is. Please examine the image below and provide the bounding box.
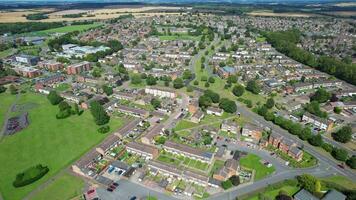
[31,173,84,200]
[0,7,181,23]
[321,176,356,190]
[0,92,17,128]
[0,92,126,200]
[240,154,275,181]
[0,48,17,59]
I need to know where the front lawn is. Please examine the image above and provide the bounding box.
[247,185,299,200]
[0,93,126,200]
[240,154,275,181]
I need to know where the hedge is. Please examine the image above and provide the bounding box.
[13,164,49,187]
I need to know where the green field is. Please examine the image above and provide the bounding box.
[0,92,126,200]
[34,23,102,36]
[246,185,299,200]
[0,48,17,59]
[0,92,17,128]
[240,154,275,181]
[321,175,356,190]
[32,173,84,200]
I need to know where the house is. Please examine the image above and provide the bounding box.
[302,112,333,131]
[67,61,91,75]
[163,141,214,163]
[268,132,303,161]
[141,124,164,144]
[206,106,223,116]
[14,66,41,78]
[294,189,319,200]
[126,142,159,160]
[108,160,130,174]
[15,54,40,65]
[322,189,346,200]
[221,120,239,134]
[116,105,149,118]
[38,60,63,71]
[217,66,236,78]
[114,118,141,139]
[145,86,177,99]
[241,124,263,141]
[191,110,205,123]
[188,99,199,114]
[213,158,239,181]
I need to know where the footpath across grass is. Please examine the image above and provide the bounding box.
[0,92,125,200]
[240,154,275,181]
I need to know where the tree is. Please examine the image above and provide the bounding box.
[199,95,212,108]
[332,125,352,143]
[150,98,161,109]
[229,175,240,186]
[182,70,193,80]
[208,77,215,83]
[0,86,6,93]
[232,85,245,97]
[193,80,199,85]
[333,106,342,114]
[204,90,220,103]
[146,75,157,85]
[173,78,184,89]
[219,98,237,113]
[9,84,18,95]
[227,75,237,84]
[305,101,328,118]
[47,91,63,105]
[246,80,261,94]
[299,127,312,141]
[221,180,233,190]
[297,174,318,193]
[265,98,275,109]
[310,88,331,103]
[102,85,113,96]
[308,134,323,147]
[331,147,348,161]
[204,82,210,88]
[346,155,356,169]
[131,74,142,85]
[89,101,110,125]
[56,101,72,119]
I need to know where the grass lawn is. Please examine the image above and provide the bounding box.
[321,175,356,190]
[146,196,158,200]
[240,154,275,181]
[0,92,126,200]
[246,185,299,200]
[0,48,16,59]
[54,83,70,92]
[174,120,199,131]
[209,159,225,176]
[31,173,84,200]
[0,92,17,128]
[34,23,101,36]
[157,155,181,166]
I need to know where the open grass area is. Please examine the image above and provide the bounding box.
[0,92,17,128]
[31,173,84,200]
[174,120,200,131]
[33,23,101,36]
[0,48,17,59]
[240,154,275,181]
[321,176,356,190]
[0,92,126,200]
[246,185,300,200]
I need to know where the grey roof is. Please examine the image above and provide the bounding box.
[110,160,130,171]
[95,175,112,186]
[294,189,318,200]
[322,190,346,200]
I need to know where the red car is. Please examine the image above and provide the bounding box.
[338,164,345,169]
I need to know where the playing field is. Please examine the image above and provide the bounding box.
[33,23,102,36]
[0,92,126,200]
[159,35,201,41]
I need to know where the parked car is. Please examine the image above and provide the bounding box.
[107,188,113,192]
[130,196,137,200]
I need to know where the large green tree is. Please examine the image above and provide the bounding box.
[90,101,110,126]
[232,85,245,97]
[219,98,237,113]
[47,91,63,105]
[332,125,352,143]
[246,80,261,94]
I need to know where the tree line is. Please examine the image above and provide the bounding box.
[263,29,356,85]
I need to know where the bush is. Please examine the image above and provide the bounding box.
[321,143,333,153]
[232,85,245,97]
[47,91,63,105]
[308,134,323,147]
[221,179,233,190]
[13,164,49,187]
[346,156,356,169]
[229,175,240,186]
[98,125,110,134]
[332,125,352,143]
